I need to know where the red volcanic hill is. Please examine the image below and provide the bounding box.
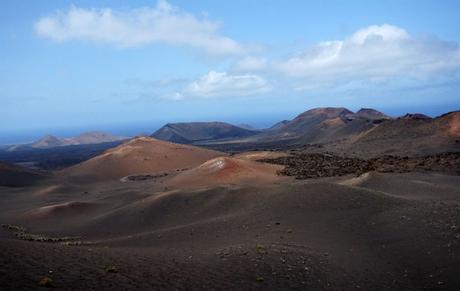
[60,137,223,182]
[355,108,390,120]
[166,156,286,189]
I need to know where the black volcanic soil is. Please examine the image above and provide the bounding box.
[261,152,460,179]
[0,162,48,187]
[1,171,460,290]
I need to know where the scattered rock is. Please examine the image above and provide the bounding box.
[105,265,118,273]
[261,152,460,179]
[256,244,267,254]
[38,276,53,287]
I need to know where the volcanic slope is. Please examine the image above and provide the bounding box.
[60,137,223,182]
[1,171,460,290]
[0,162,47,187]
[209,107,388,150]
[348,111,460,157]
[165,156,287,189]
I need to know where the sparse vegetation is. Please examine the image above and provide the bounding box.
[256,244,267,254]
[124,172,169,181]
[105,265,118,273]
[1,224,26,232]
[2,224,81,243]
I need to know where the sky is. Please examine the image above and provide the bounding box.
[1,0,460,144]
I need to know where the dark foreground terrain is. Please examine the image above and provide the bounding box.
[1,170,459,290]
[261,152,460,179]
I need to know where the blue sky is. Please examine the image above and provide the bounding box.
[1,0,460,144]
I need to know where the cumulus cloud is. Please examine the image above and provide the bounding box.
[165,71,271,99]
[273,24,460,88]
[35,0,247,56]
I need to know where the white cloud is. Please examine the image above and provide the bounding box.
[233,56,267,71]
[173,71,271,99]
[35,0,247,56]
[348,24,409,44]
[162,92,185,101]
[273,24,460,88]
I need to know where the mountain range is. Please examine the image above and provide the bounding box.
[150,107,460,157]
[5,131,126,151]
[2,107,459,167]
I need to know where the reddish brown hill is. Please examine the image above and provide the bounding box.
[355,108,390,120]
[348,111,460,157]
[166,156,286,189]
[60,137,224,182]
[260,107,376,144]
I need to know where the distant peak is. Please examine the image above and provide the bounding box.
[357,108,377,113]
[31,134,65,148]
[355,108,390,120]
[299,107,354,119]
[40,134,59,140]
[400,113,431,120]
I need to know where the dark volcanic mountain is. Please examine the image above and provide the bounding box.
[348,111,460,157]
[268,120,290,131]
[151,122,259,144]
[30,135,65,148]
[197,107,459,158]
[257,107,378,145]
[237,123,256,130]
[0,162,46,187]
[399,113,432,120]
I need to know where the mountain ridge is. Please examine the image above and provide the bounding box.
[151,121,259,144]
[7,131,127,151]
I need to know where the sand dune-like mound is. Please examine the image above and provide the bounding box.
[339,171,460,200]
[34,185,63,196]
[233,151,289,161]
[166,156,286,188]
[60,137,223,182]
[338,171,375,187]
[25,201,101,220]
